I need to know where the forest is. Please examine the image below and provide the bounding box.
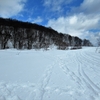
[0,17,93,50]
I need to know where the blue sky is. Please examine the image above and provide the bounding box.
[0,0,100,45]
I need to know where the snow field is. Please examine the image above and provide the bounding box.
[0,47,100,100]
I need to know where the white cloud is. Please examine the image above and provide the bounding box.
[72,0,100,15]
[80,0,100,14]
[47,13,100,37]
[32,17,43,23]
[43,0,72,12]
[69,15,77,25]
[46,0,100,45]
[0,0,26,17]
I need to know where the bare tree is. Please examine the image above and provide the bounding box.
[97,38,100,47]
[96,36,100,53]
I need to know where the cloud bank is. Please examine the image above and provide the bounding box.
[47,14,100,37]
[46,0,100,45]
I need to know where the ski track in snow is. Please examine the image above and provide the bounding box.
[0,48,100,100]
[33,56,60,100]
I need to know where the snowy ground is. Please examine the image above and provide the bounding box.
[0,47,100,100]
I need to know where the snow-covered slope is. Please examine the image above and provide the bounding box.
[0,47,100,100]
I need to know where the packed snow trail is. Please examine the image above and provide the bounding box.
[0,47,100,100]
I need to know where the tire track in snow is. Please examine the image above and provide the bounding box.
[58,53,85,100]
[79,51,100,76]
[59,56,82,87]
[78,64,100,100]
[76,51,100,100]
[76,50,100,75]
[80,50,100,73]
[80,50,100,67]
[81,66,100,92]
[86,51,100,61]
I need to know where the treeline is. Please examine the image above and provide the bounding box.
[0,17,93,50]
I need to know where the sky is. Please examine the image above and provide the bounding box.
[0,0,100,45]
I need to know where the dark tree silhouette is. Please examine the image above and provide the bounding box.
[0,17,93,50]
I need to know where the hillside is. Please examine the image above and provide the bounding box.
[0,47,100,100]
[0,17,93,50]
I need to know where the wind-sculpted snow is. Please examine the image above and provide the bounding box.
[0,47,100,100]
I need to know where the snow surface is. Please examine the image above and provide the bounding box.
[0,47,100,100]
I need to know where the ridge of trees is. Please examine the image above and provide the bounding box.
[0,17,93,50]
